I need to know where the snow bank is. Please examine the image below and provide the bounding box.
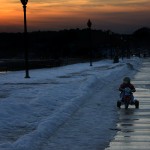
[0,57,141,150]
[11,76,98,150]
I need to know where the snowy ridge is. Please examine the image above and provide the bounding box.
[0,57,141,150]
[12,76,98,150]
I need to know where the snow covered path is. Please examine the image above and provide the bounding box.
[0,58,141,150]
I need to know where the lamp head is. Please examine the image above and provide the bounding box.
[20,0,28,5]
[87,19,92,28]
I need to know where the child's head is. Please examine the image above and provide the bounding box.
[123,77,130,84]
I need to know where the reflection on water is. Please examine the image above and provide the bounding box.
[119,108,135,115]
[120,124,133,127]
[116,108,137,133]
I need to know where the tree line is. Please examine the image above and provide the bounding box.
[0,27,149,70]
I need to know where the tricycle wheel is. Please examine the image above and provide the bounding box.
[135,100,139,109]
[117,101,121,108]
[125,103,129,109]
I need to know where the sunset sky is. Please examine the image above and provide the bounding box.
[0,0,150,33]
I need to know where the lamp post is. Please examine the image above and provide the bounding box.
[20,0,30,78]
[108,30,113,59]
[87,19,92,66]
[120,36,124,60]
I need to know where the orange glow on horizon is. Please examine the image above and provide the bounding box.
[0,0,150,33]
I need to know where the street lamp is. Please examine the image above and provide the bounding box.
[20,0,30,78]
[120,36,124,60]
[108,30,113,59]
[87,19,92,66]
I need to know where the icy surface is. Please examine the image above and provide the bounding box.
[0,57,141,150]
